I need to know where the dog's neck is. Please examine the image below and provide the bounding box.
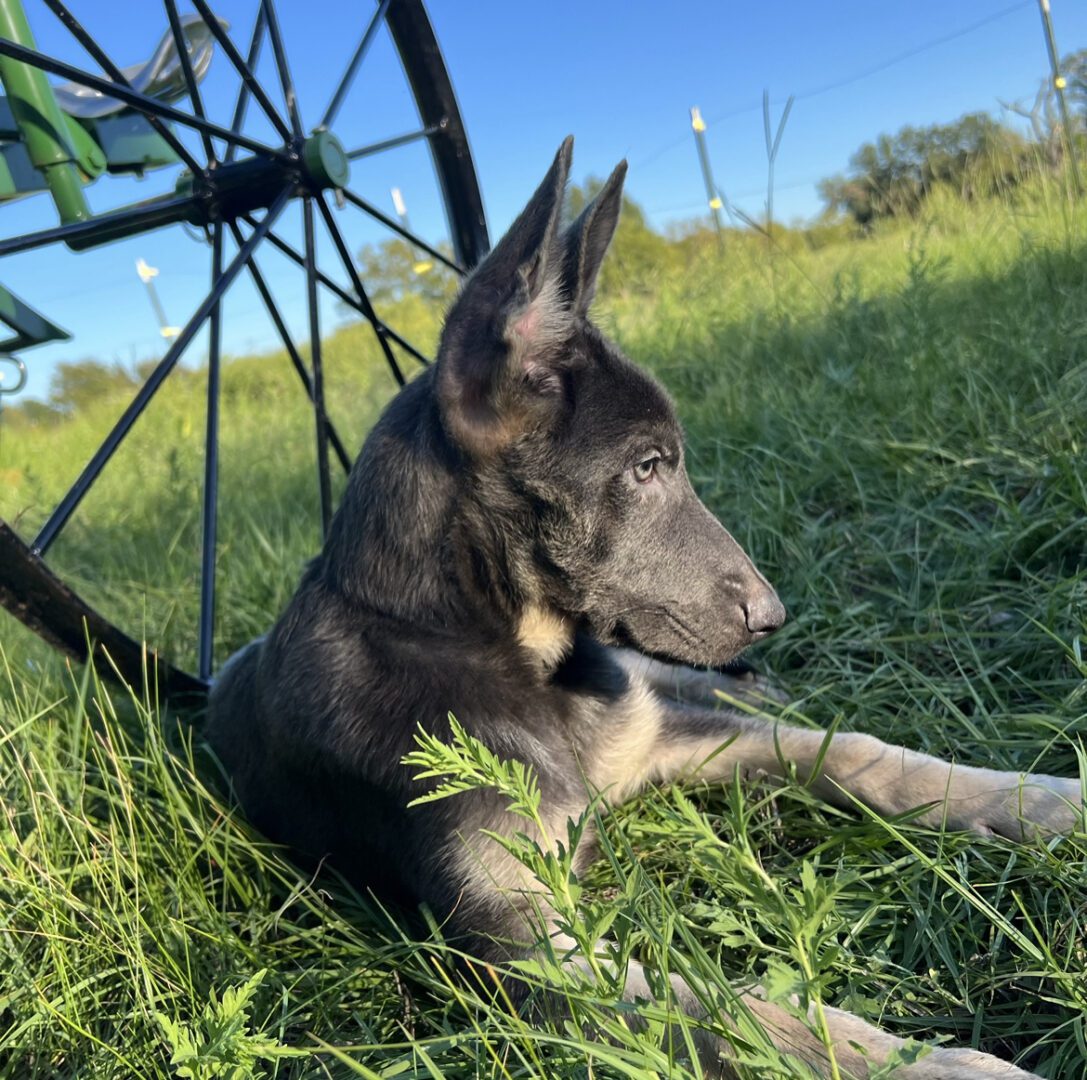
[318,372,571,664]
[319,374,456,620]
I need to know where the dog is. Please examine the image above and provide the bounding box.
[207,138,1082,1079]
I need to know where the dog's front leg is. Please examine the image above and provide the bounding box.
[450,792,1048,1076]
[651,705,1082,840]
[554,937,1042,1078]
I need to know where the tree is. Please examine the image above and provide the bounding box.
[4,397,63,427]
[1059,48,1087,125]
[47,359,136,414]
[355,238,460,310]
[820,113,1031,227]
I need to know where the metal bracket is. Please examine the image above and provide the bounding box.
[0,282,70,354]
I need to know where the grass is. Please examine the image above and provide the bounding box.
[1,174,1086,1078]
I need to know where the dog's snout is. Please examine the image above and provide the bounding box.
[742,589,786,638]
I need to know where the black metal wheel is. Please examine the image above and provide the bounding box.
[0,0,489,699]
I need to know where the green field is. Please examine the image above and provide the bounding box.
[1,175,1086,1078]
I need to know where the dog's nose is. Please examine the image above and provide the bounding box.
[742,590,786,638]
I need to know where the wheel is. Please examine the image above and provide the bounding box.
[0,0,489,699]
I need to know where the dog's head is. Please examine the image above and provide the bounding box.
[436,138,784,667]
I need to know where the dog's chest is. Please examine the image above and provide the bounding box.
[569,675,664,806]
[539,634,666,805]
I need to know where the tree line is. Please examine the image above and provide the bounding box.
[818,49,1087,227]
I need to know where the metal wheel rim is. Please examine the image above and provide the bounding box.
[0,0,490,698]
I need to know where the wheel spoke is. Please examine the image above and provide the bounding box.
[378,324,430,368]
[0,520,208,699]
[1,0,489,698]
[190,0,292,147]
[164,0,214,162]
[320,0,394,131]
[383,0,490,269]
[32,187,294,558]
[0,194,199,258]
[224,6,266,164]
[261,0,303,140]
[315,194,404,386]
[341,187,464,275]
[228,221,352,474]
[345,122,443,161]
[0,37,289,160]
[41,0,204,175]
[246,219,433,369]
[303,197,333,536]
[198,223,224,681]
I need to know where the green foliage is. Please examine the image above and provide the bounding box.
[402,713,870,1074]
[405,714,543,823]
[819,113,1037,225]
[156,970,293,1080]
[356,236,460,309]
[2,356,144,426]
[45,358,137,414]
[3,395,63,426]
[2,171,1087,1077]
[1062,48,1087,124]
[405,717,589,953]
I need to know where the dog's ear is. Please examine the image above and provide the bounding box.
[561,159,627,316]
[437,138,574,456]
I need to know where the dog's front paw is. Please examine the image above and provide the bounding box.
[947,773,1082,842]
[1009,774,1083,839]
[608,647,788,710]
[710,669,789,708]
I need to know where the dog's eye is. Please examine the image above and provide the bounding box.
[632,454,661,483]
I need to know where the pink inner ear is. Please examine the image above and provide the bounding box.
[510,304,541,343]
[506,278,568,383]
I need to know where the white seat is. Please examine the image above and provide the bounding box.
[53,13,227,120]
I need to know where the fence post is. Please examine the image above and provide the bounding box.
[690,107,724,248]
[1037,0,1082,196]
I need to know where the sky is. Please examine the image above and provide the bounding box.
[1,0,1085,406]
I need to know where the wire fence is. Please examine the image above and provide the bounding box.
[637,0,1081,227]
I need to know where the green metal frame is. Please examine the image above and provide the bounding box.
[0,0,90,222]
[0,0,194,359]
[0,281,66,352]
[0,0,75,357]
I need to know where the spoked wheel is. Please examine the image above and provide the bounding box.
[0,0,488,699]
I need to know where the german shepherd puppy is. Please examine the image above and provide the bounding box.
[207,138,1082,1079]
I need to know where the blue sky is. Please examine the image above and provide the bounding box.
[2,0,1085,404]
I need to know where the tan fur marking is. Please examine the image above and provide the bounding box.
[441,800,587,945]
[515,605,573,669]
[584,676,665,804]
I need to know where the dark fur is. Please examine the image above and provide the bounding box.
[207,137,779,938]
[207,140,1074,1079]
